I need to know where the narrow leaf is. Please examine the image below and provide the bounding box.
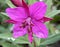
[28,0,36,4]
[40,33,60,45]
[6,0,15,8]
[46,10,60,17]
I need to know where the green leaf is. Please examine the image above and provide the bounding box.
[26,0,28,3]
[0,26,6,33]
[14,35,29,44]
[28,0,36,4]
[34,37,41,46]
[40,33,60,45]
[1,42,21,47]
[0,32,12,39]
[0,0,5,3]
[46,0,52,14]
[6,0,15,8]
[0,12,8,17]
[0,39,23,47]
[39,45,46,47]
[29,37,41,47]
[56,25,60,30]
[47,24,55,34]
[46,10,60,17]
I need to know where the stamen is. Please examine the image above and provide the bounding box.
[26,17,31,25]
[20,17,34,28]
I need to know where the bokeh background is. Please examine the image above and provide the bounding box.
[0,0,60,47]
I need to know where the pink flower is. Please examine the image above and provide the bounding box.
[6,0,52,43]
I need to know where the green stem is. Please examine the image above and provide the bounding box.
[29,39,36,47]
[33,39,36,47]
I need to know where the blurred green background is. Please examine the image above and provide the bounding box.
[0,0,60,47]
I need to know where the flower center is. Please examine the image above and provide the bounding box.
[20,17,34,28]
[26,17,31,25]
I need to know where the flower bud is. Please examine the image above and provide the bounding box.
[10,0,22,7]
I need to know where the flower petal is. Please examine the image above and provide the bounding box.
[6,19,17,24]
[22,0,30,16]
[28,32,33,43]
[29,1,47,20]
[13,24,27,38]
[27,26,33,43]
[6,7,27,22]
[40,17,53,23]
[32,21,48,38]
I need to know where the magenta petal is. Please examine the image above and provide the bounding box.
[29,1,47,20]
[6,19,17,24]
[32,21,48,38]
[28,32,33,43]
[22,0,30,16]
[40,17,53,23]
[6,7,27,22]
[13,24,27,38]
